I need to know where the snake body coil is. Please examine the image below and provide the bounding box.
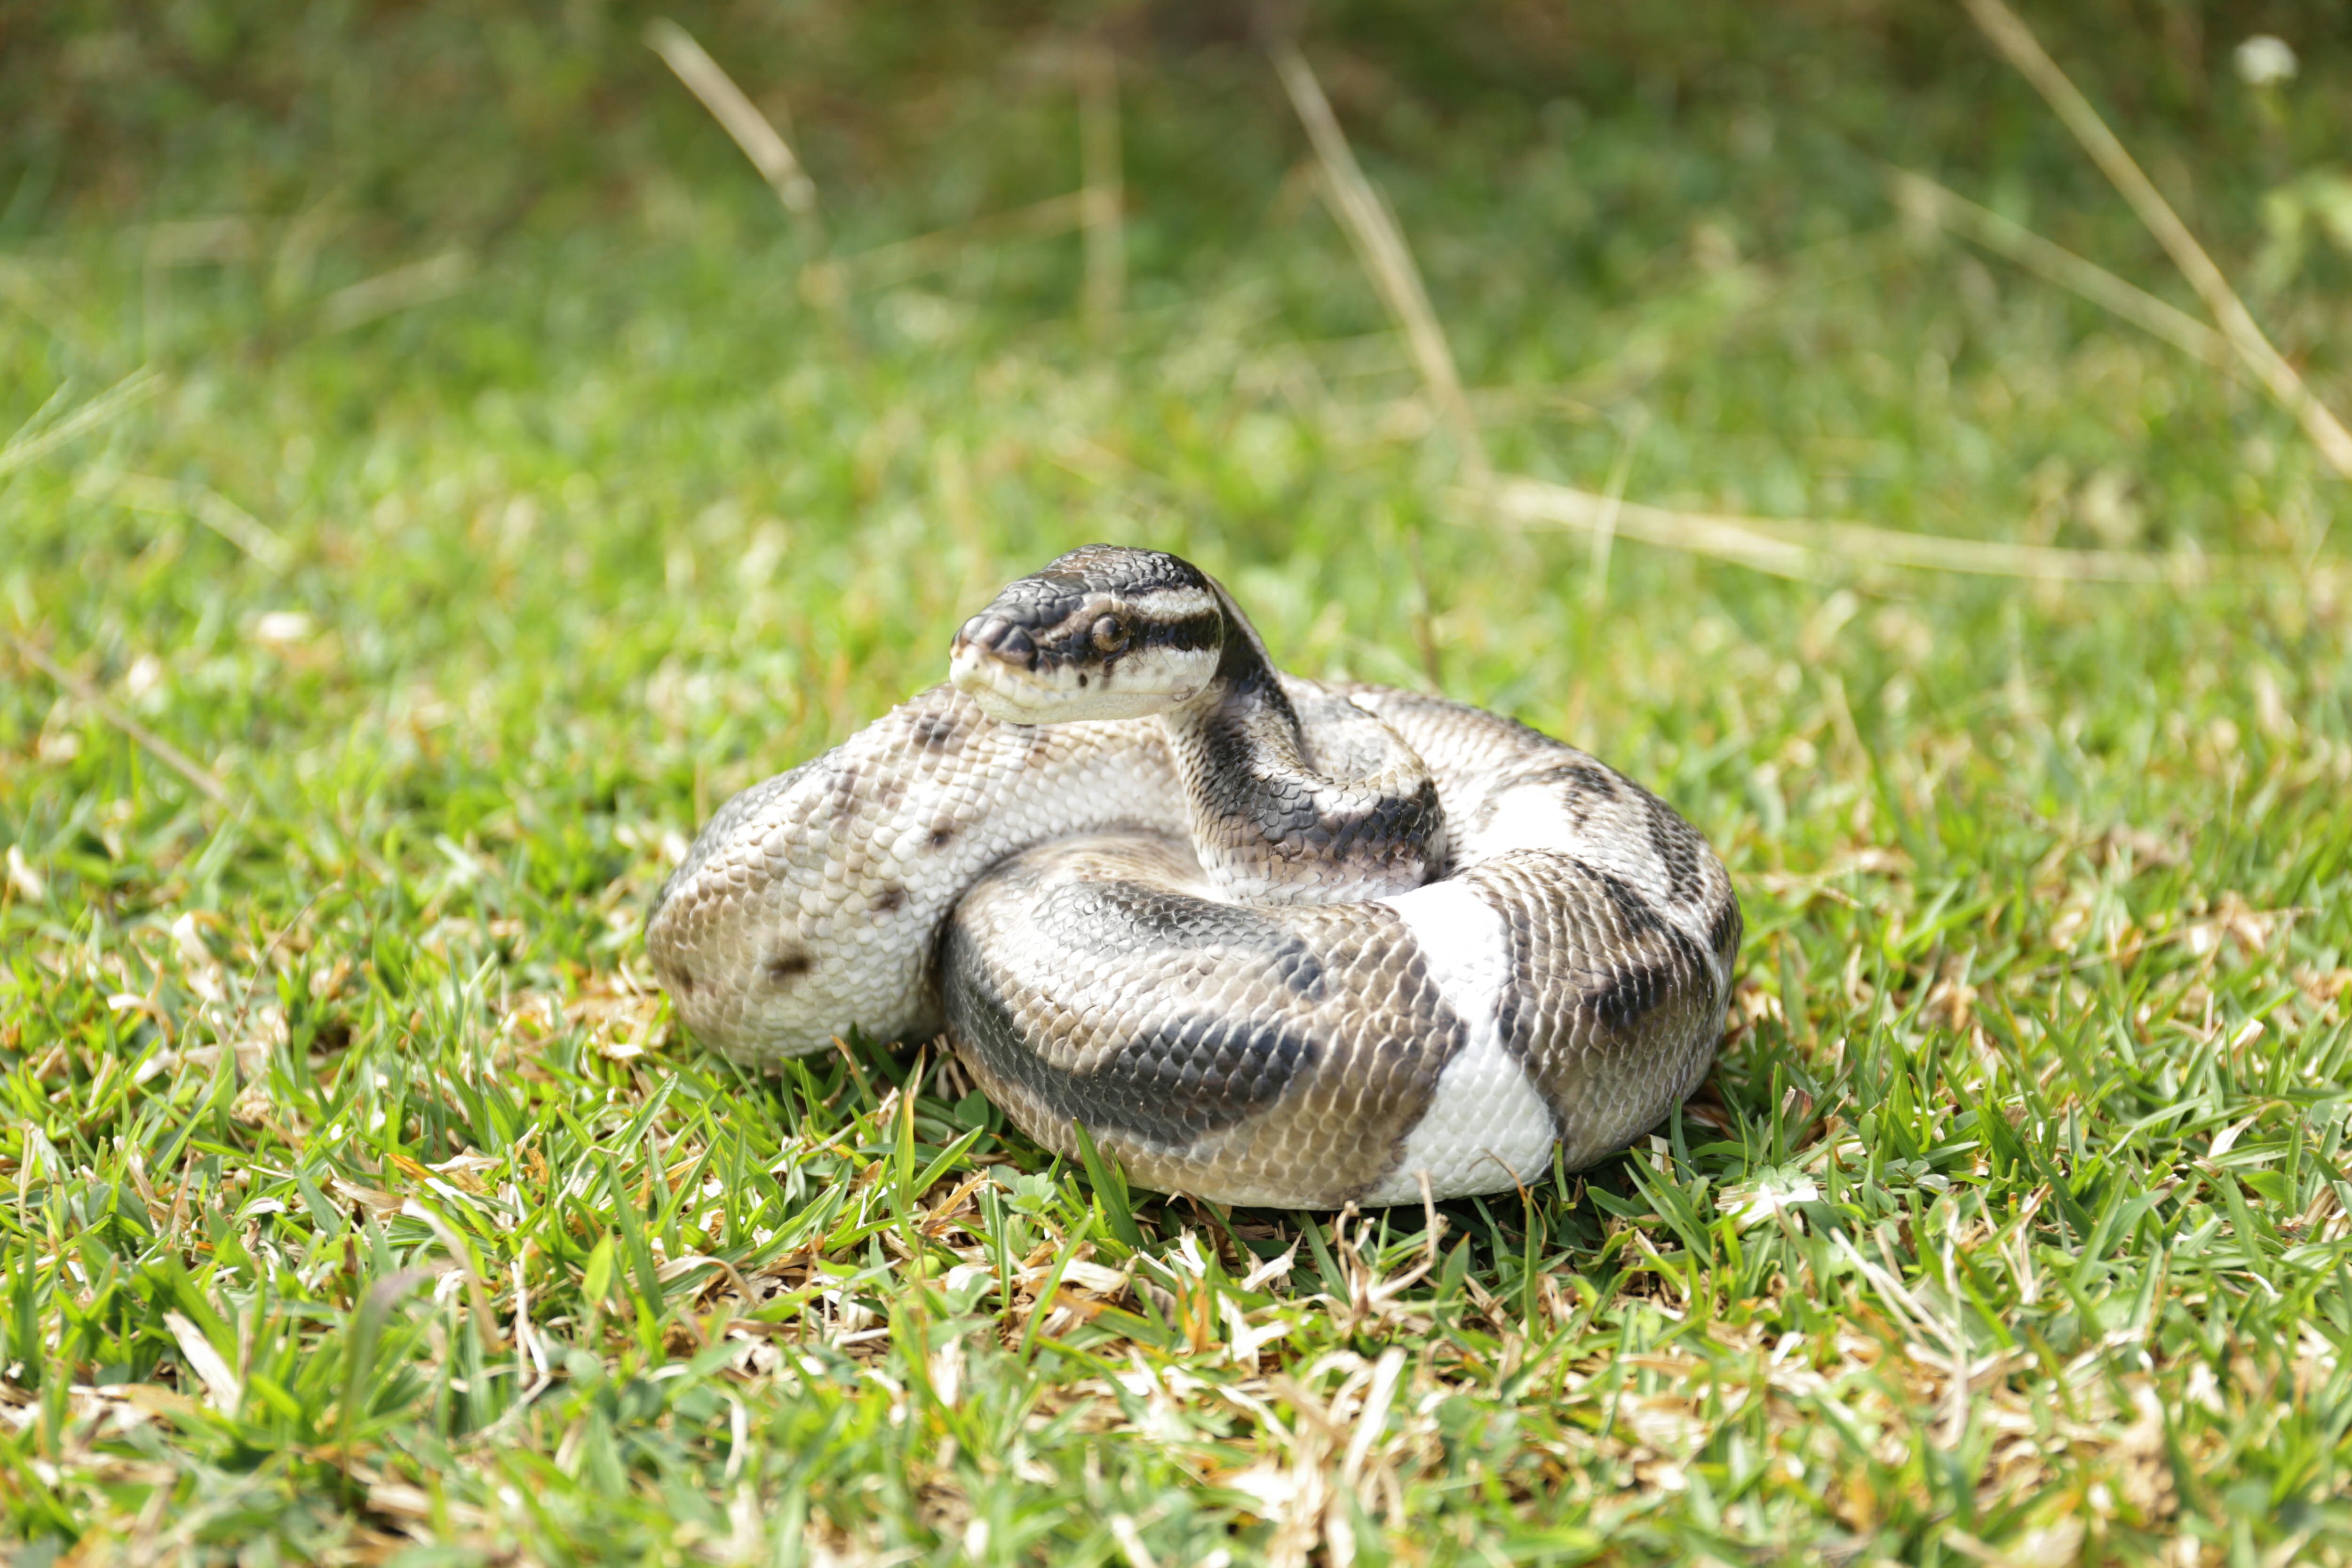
[648,547,1739,1209]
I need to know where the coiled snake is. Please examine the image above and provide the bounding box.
[648,547,1740,1209]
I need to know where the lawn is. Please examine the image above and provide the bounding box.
[4,1,2352,1562]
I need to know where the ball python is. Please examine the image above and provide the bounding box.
[647,546,1740,1209]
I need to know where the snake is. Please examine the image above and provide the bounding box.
[646,546,1740,1210]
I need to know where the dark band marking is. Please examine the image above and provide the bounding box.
[1191,702,1440,874]
[766,948,813,985]
[944,938,1317,1146]
[1515,759,1621,799]
[1315,776,1444,864]
[1136,612,1222,654]
[1580,869,1714,1031]
[994,605,1221,678]
[1484,858,1723,1143]
[1026,878,1327,1000]
[871,884,906,915]
[1707,890,1744,965]
[1638,787,1707,906]
[1585,951,1688,1030]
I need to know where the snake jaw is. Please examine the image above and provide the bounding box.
[948,641,1205,724]
[947,620,1064,721]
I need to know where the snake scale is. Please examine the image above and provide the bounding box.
[647,547,1740,1209]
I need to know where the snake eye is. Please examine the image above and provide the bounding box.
[1090,614,1129,654]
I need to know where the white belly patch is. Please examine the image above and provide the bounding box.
[1363,880,1558,1204]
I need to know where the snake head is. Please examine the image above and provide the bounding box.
[949,544,1225,724]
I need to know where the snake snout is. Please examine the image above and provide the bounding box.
[951,613,1065,722]
[953,613,1041,670]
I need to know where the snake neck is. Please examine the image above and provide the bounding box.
[1158,580,1446,904]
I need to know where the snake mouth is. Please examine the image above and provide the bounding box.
[946,623,1091,724]
[950,619,1210,724]
[949,632,1084,722]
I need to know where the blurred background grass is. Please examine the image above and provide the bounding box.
[5,1,2352,1562]
[5,0,2347,859]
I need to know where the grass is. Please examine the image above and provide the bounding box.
[4,1,2352,1562]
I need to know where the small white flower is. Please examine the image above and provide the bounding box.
[2234,35,2297,87]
